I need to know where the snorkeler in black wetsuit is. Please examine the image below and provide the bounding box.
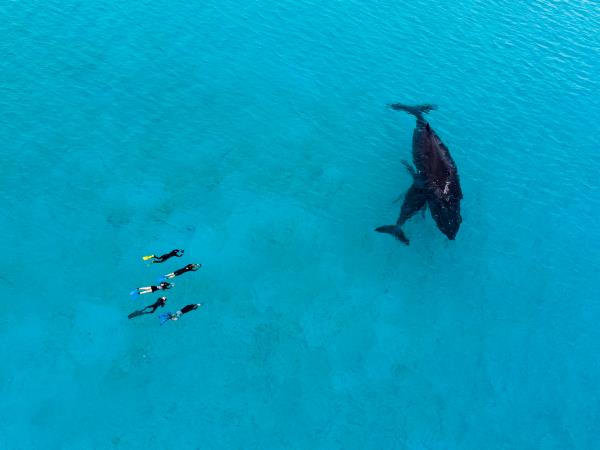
[143,249,184,264]
[161,263,201,280]
[128,296,168,319]
[170,303,202,321]
[131,281,174,296]
[181,303,201,314]
[142,296,167,313]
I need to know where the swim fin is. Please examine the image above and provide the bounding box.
[157,276,167,283]
[159,312,173,325]
[142,254,155,261]
[130,290,139,297]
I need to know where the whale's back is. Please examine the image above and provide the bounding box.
[419,124,462,201]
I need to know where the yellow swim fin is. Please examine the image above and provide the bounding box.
[142,254,155,261]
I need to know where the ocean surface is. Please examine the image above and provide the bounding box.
[1,0,599,448]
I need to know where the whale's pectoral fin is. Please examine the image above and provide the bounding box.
[392,162,418,204]
[401,160,417,179]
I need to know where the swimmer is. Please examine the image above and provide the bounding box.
[142,296,167,313]
[160,263,201,281]
[128,296,167,319]
[131,281,174,296]
[160,303,202,324]
[171,303,203,320]
[142,249,184,264]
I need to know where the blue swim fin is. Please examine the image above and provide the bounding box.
[130,290,139,297]
[159,312,172,325]
[157,276,167,283]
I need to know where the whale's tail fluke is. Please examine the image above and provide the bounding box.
[389,103,437,121]
[375,225,409,245]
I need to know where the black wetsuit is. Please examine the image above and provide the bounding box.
[153,249,183,263]
[151,282,172,292]
[181,304,199,315]
[173,264,200,277]
[145,297,166,313]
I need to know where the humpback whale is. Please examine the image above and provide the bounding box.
[376,104,462,244]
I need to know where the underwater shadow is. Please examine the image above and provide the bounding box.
[128,309,152,320]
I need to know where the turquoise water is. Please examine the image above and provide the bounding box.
[1,0,599,448]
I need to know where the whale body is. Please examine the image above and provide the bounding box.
[376,104,462,244]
